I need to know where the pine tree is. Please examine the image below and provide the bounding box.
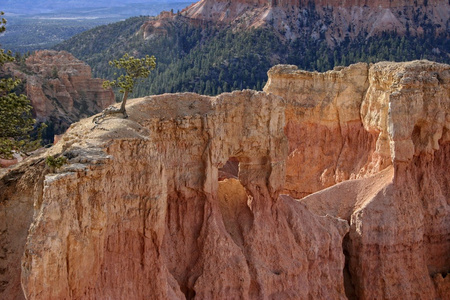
[102,53,156,117]
[0,12,35,159]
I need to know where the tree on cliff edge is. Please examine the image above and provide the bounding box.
[96,53,156,122]
[0,12,35,159]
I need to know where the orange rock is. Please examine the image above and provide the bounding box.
[17,91,348,299]
[1,60,448,299]
[140,0,449,44]
[286,60,450,299]
[5,50,115,132]
[0,157,18,168]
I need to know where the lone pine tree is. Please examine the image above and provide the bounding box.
[99,53,156,120]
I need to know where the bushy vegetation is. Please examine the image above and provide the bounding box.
[45,155,67,169]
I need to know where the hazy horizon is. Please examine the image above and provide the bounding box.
[0,0,195,53]
[0,0,194,16]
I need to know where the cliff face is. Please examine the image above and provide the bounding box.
[0,60,449,299]
[0,163,46,300]
[264,63,381,198]
[15,91,347,299]
[352,61,450,299]
[142,0,449,45]
[5,50,114,133]
[265,60,449,299]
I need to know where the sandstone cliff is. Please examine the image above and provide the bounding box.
[7,91,347,300]
[141,0,449,45]
[264,63,378,198]
[4,50,115,134]
[0,60,449,299]
[265,60,450,299]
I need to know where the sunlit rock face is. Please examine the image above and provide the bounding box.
[15,90,347,299]
[0,60,448,300]
[264,63,379,198]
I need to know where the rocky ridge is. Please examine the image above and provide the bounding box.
[0,60,449,299]
[4,50,114,134]
[141,0,449,45]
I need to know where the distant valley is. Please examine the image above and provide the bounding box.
[0,0,194,53]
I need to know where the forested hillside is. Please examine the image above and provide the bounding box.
[54,13,450,97]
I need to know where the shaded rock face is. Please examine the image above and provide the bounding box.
[0,60,448,300]
[264,63,382,198]
[5,50,114,133]
[142,0,449,45]
[264,60,449,299]
[0,163,47,300]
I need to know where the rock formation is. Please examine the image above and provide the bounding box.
[0,60,449,299]
[264,63,380,198]
[141,0,449,45]
[0,161,46,300]
[3,50,115,134]
[8,91,346,300]
[265,60,450,299]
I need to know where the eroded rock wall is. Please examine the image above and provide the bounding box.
[4,50,115,133]
[143,0,449,45]
[279,60,450,299]
[19,91,348,299]
[349,61,450,300]
[1,60,448,300]
[0,161,47,300]
[264,63,386,198]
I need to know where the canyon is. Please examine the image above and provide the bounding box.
[0,59,449,299]
[3,50,115,134]
[142,0,449,45]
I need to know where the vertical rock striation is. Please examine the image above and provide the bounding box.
[4,50,114,134]
[19,91,348,299]
[264,63,384,198]
[0,60,448,299]
[265,60,449,299]
[350,61,450,300]
[0,161,47,300]
[143,0,449,45]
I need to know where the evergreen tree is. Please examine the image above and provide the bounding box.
[94,53,156,122]
[0,12,35,159]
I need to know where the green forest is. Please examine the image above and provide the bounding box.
[55,16,450,98]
